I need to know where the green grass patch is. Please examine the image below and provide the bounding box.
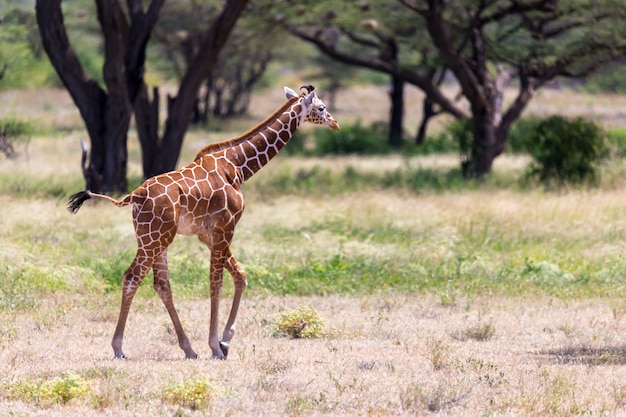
[0,172,84,200]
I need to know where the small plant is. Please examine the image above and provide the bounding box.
[452,322,496,342]
[400,380,471,413]
[162,379,216,411]
[272,305,326,338]
[0,118,34,159]
[525,115,605,187]
[8,371,92,407]
[425,337,451,370]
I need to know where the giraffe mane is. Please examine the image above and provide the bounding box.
[193,96,300,161]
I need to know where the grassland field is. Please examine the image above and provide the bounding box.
[0,84,625,416]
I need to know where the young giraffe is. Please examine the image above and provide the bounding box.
[68,86,339,360]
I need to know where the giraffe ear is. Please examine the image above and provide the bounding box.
[303,89,316,106]
[284,86,298,99]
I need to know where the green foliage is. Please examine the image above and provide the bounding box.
[413,132,459,155]
[440,118,474,171]
[584,62,626,94]
[162,379,216,411]
[311,120,391,155]
[273,305,326,338]
[606,127,626,158]
[7,371,92,407]
[0,264,76,311]
[525,116,606,187]
[0,5,60,90]
[506,117,542,153]
[0,118,35,138]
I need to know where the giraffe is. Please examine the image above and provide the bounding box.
[67,85,339,360]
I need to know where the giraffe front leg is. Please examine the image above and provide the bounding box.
[220,252,248,359]
[208,253,226,360]
[153,251,198,359]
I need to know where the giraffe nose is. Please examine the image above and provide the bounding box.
[329,119,340,131]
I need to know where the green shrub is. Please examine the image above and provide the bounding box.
[312,120,390,155]
[273,305,326,338]
[8,371,92,407]
[162,379,216,411]
[507,117,541,153]
[525,116,605,187]
[413,131,459,155]
[606,127,626,158]
[0,118,34,138]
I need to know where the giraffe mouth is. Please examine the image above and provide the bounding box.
[329,120,340,131]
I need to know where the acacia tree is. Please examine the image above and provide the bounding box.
[281,0,626,178]
[152,1,276,124]
[36,0,248,193]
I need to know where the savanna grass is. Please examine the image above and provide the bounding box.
[1,135,626,310]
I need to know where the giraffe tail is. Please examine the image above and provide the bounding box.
[67,190,132,214]
[67,191,91,213]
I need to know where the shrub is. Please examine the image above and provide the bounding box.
[606,127,626,158]
[525,116,605,187]
[162,379,216,411]
[273,305,326,338]
[0,118,34,159]
[507,116,541,153]
[8,371,92,407]
[312,120,391,155]
[413,131,459,155]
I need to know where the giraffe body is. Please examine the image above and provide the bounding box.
[68,86,338,359]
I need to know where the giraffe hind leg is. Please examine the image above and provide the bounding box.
[152,250,198,359]
[111,251,154,359]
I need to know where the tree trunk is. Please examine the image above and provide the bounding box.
[82,103,130,193]
[36,0,131,193]
[389,76,404,148]
[415,97,437,145]
[134,85,160,178]
[137,0,249,176]
[463,110,507,179]
[36,0,165,193]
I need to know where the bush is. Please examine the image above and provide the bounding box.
[162,379,216,411]
[439,118,472,165]
[312,120,391,155]
[507,117,541,153]
[0,118,35,159]
[606,127,626,158]
[525,116,605,187]
[273,305,326,338]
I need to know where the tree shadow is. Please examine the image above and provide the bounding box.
[537,344,626,365]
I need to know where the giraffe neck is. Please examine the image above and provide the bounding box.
[194,97,299,161]
[224,101,304,182]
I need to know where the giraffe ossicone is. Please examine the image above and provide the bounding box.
[67,85,339,360]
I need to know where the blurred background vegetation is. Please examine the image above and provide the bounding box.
[1,0,625,191]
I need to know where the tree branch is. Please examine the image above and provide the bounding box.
[35,0,106,139]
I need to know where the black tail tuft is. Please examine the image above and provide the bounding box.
[67,191,91,214]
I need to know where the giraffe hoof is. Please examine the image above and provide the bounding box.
[219,341,230,359]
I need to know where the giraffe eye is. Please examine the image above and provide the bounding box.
[318,105,326,112]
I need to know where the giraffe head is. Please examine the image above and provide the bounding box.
[284,85,340,131]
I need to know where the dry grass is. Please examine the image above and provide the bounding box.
[4,295,626,415]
